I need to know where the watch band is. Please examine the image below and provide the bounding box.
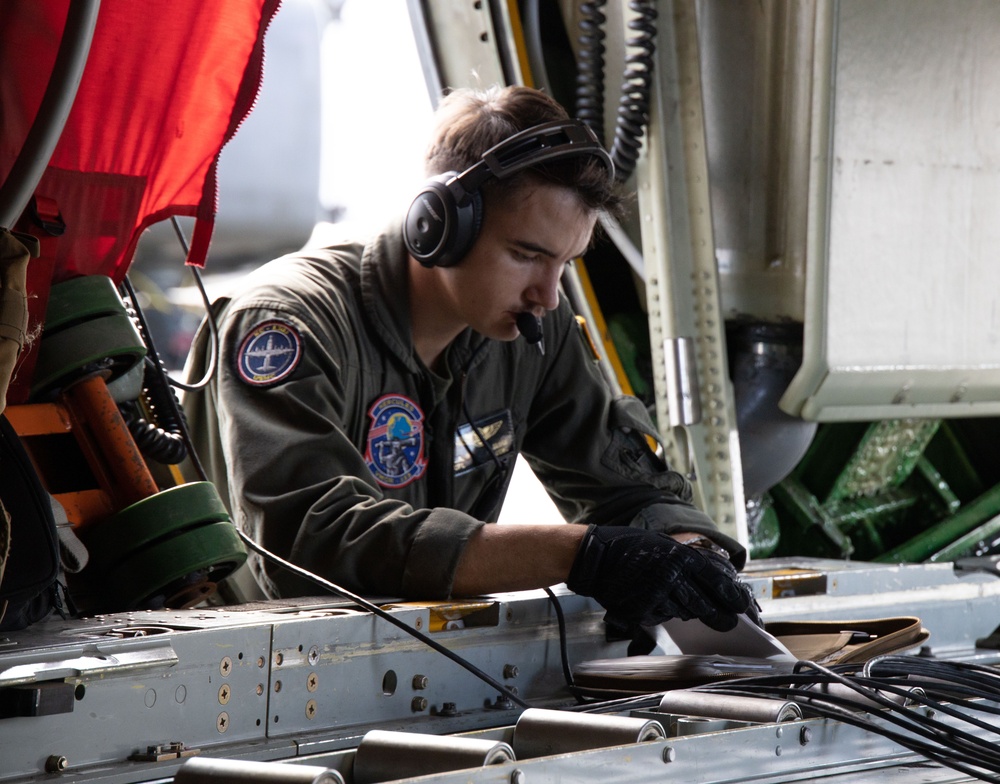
[682,534,730,561]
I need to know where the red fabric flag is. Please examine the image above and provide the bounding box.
[0,0,281,281]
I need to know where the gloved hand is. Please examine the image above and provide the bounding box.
[566,525,753,632]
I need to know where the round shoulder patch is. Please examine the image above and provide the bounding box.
[236,319,303,387]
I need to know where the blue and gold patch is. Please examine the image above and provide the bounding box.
[236,319,303,387]
[365,394,427,488]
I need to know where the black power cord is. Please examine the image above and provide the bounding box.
[698,657,1000,782]
[456,353,582,700]
[544,587,579,696]
[235,530,530,710]
[165,215,218,392]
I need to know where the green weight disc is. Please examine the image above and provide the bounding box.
[31,311,146,397]
[43,276,129,333]
[81,482,232,571]
[104,520,247,610]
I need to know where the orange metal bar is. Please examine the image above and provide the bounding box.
[53,490,115,528]
[59,374,159,507]
[4,402,72,436]
[6,401,115,529]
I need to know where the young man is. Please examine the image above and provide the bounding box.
[184,85,753,632]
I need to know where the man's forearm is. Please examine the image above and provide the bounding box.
[451,524,588,596]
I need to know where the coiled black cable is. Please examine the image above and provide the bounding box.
[119,276,189,464]
[610,0,657,182]
[575,0,607,145]
[118,387,187,464]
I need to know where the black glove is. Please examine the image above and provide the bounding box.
[566,525,753,632]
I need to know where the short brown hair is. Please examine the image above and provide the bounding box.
[424,85,620,216]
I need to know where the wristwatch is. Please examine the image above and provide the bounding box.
[681,534,730,561]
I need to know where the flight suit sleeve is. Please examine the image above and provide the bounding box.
[518,304,746,568]
[208,303,484,599]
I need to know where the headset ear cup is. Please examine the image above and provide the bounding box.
[403,176,452,267]
[432,186,480,268]
[403,174,481,268]
[446,188,482,267]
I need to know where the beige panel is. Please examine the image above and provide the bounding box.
[782,0,1000,421]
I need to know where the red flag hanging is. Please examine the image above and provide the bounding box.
[0,0,282,282]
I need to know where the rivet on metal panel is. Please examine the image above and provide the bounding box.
[216,712,229,733]
[45,756,68,773]
[220,656,232,676]
[218,684,230,705]
[492,693,514,710]
[307,673,319,692]
[306,699,318,720]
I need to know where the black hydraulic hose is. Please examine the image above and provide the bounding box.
[0,0,101,227]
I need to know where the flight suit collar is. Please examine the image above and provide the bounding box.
[360,218,491,378]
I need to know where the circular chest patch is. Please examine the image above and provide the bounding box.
[365,394,427,488]
[236,320,303,386]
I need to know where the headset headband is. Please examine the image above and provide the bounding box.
[451,119,615,196]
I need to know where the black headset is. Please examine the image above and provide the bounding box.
[403,119,614,268]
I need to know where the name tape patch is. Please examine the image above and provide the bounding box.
[453,410,514,475]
